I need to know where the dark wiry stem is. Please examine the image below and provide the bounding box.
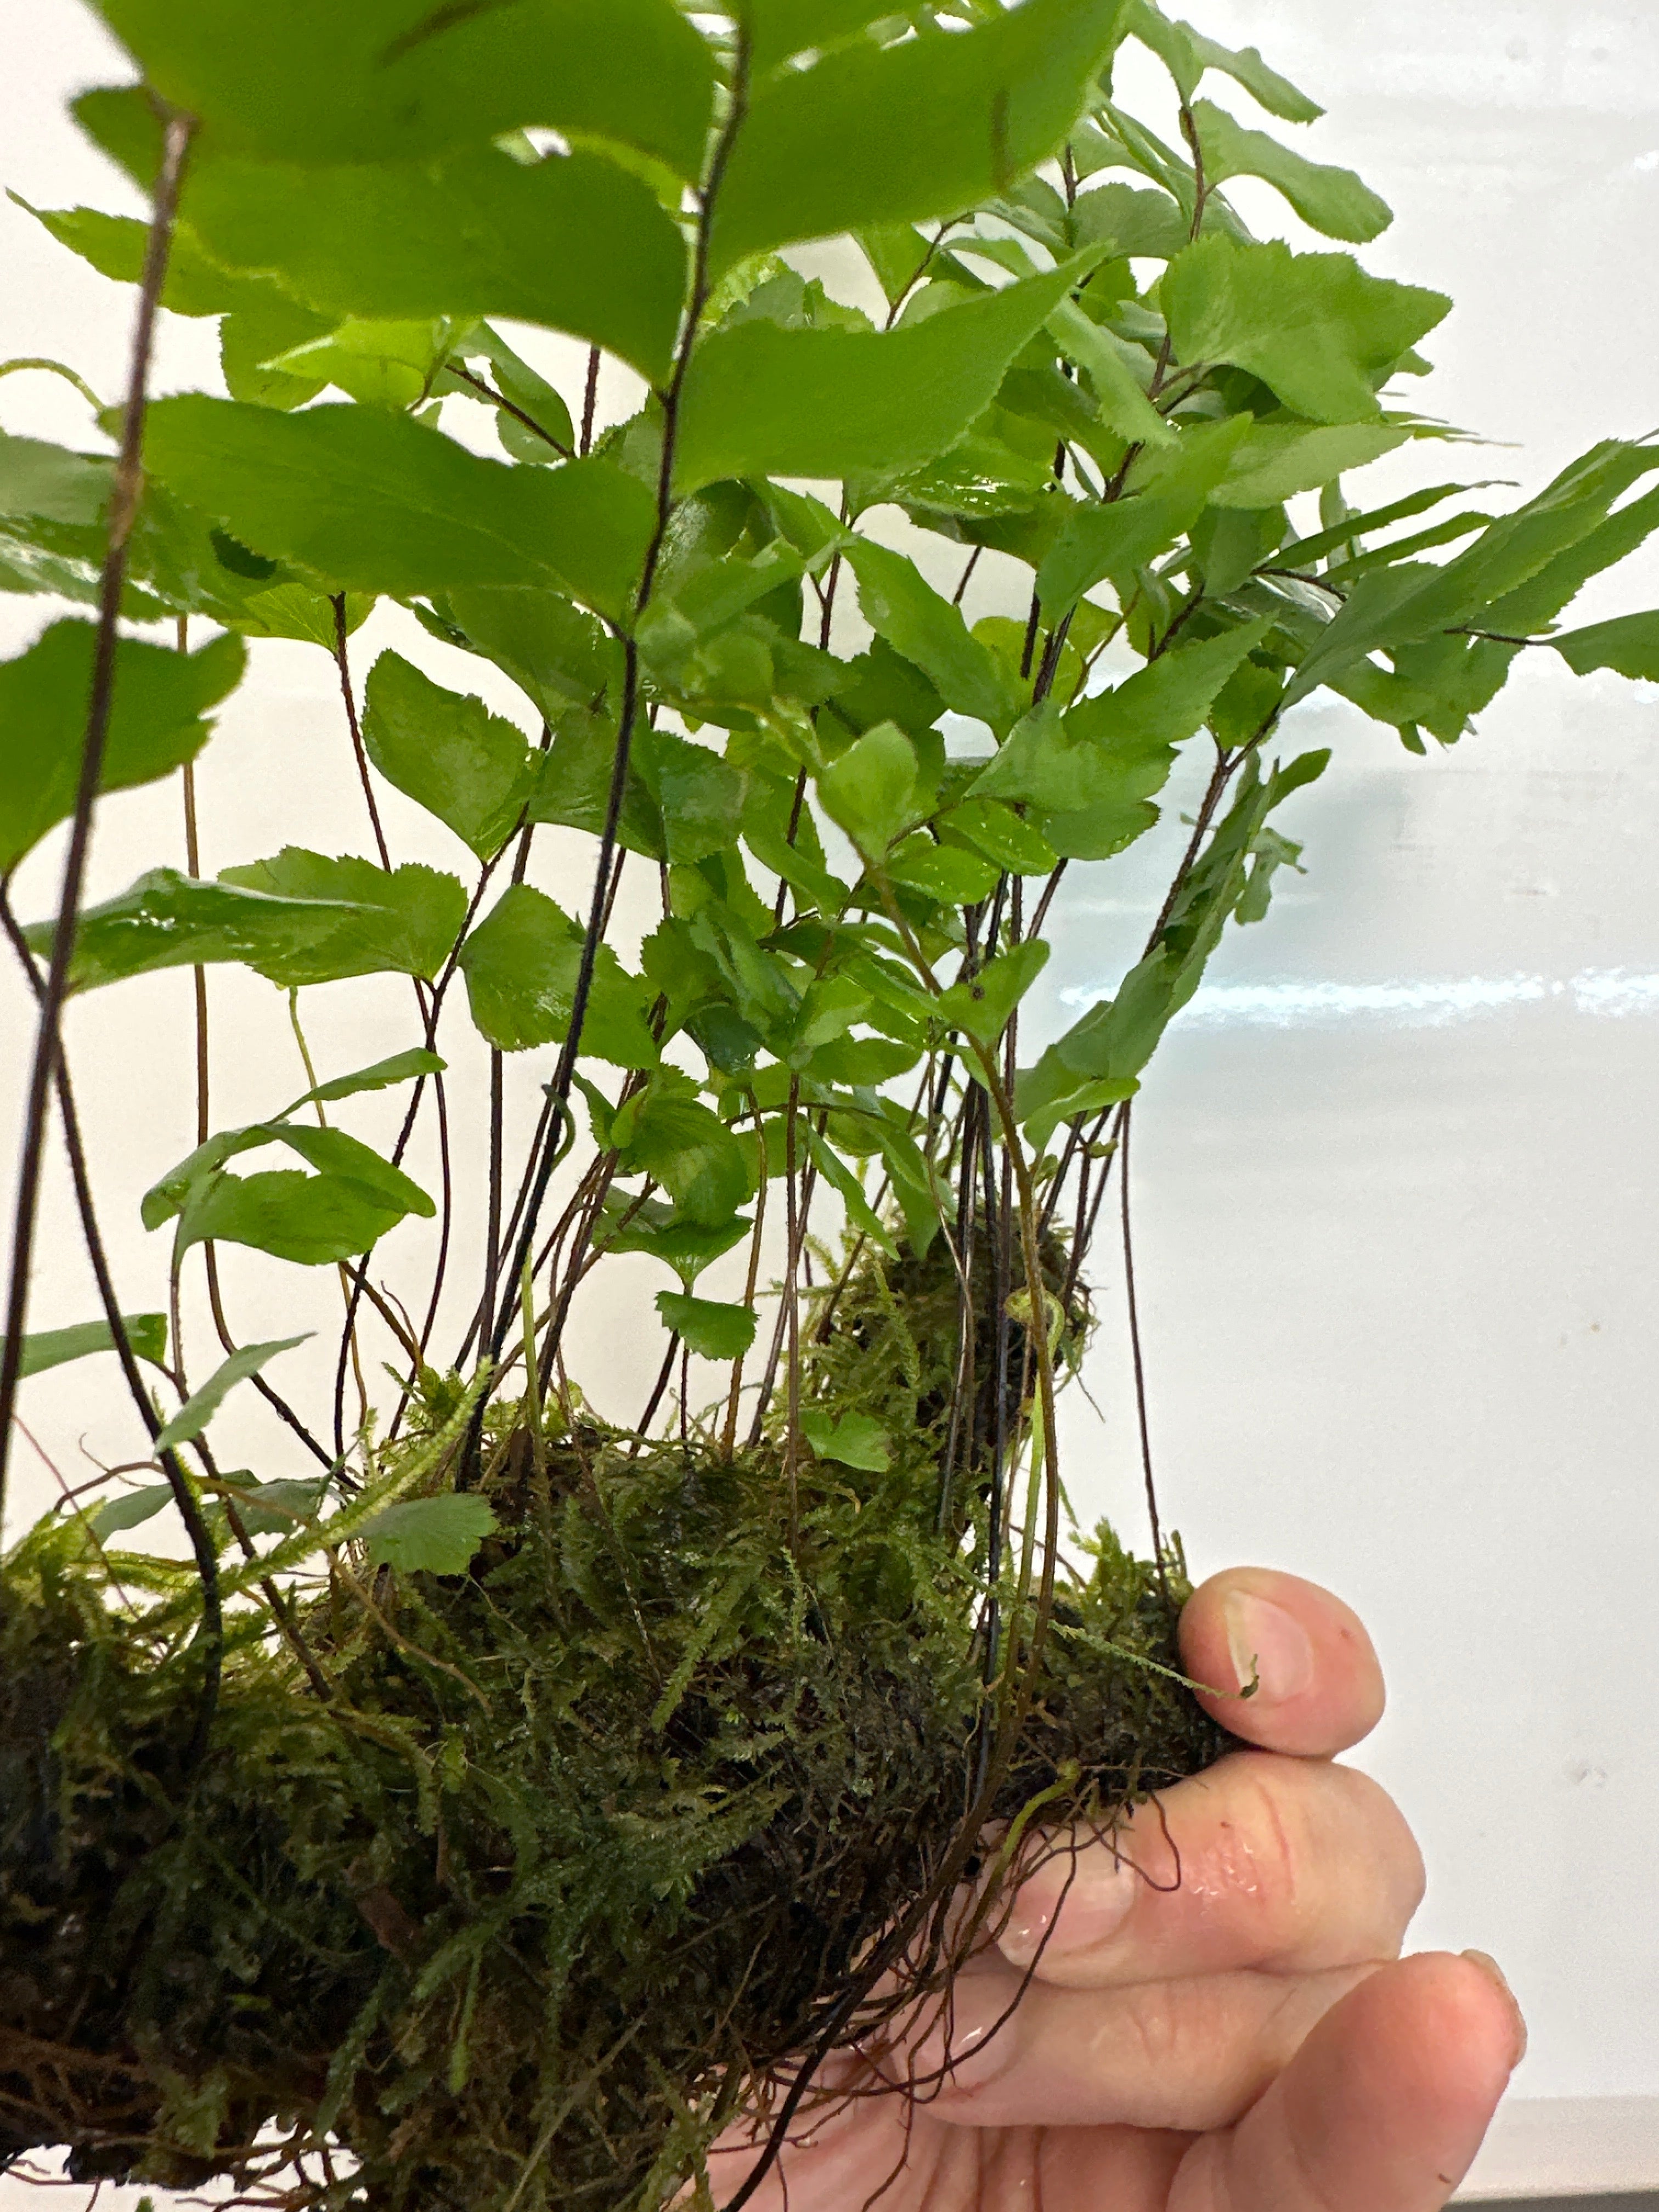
[720,1102,768,1458]
[0,108,195,1552]
[934,1085,984,1536]
[743,1146,821,1451]
[340,839,507,1453]
[409,1055,455,1369]
[1118,1104,1170,1599]
[180,766,210,1150]
[783,1081,802,1551]
[175,704,326,1463]
[0,895,223,1763]
[478,40,753,1397]
[446,363,573,458]
[1028,859,1068,941]
[975,1136,1013,1788]
[1042,743,1240,1244]
[1178,101,1210,242]
[1067,1099,1129,1305]
[579,345,601,455]
[331,597,391,871]
[634,1330,679,1444]
[483,1048,504,1352]
[203,1245,334,1468]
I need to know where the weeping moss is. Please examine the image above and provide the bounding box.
[0,1241,1228,2212]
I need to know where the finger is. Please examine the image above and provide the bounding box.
[702,2056,915,2212]
[1172,1950,1526,2212]
[1181,1567,1386,1756]
[995,1750,1423,1986]
[704,2058,1192,2212]
[882,1945,1376,2134]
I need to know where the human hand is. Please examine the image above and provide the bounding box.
[709,1567,1525,2212]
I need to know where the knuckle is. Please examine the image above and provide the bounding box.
[1209,1757,1305,1923]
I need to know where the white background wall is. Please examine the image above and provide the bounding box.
[2,0,1657,2194]
[1048,0,1659,2156]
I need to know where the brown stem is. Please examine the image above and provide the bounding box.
[348,843,509,1449]
[743,1147,821,1449]
[533,1142,627,1387]
[934,1086,984,1535]
[0,937,224,1764]
[1028,859,1069,941]
[978,1136,1012,1733]
[0,119,214,1722]
[1018,591,1042,682]
[408,1052,455,1369]
[484,1047,504,1347]
[1117,1104,1169,1599]
[179,645,212,1157]
[457,1094,554,1369]
[445,363,573,458]
[1148,744,1236,944]
[720,1102,768,1458]
[634,1332,680,1443]
[867,885,1065,1675]
[465,758,552,1342]
[579,345,601,455]
[1178,101,1209,242]
[879,219,948,330]
[170,681,210,1425]
[1032,602,1077,702]
[1147,587,1205,662]
[256,1573,335,1701]
[1039,733,1238,1251]
[204,1474,332,1702]
[1066,1099,1130,1299]
[153,781,331,1470]
[202,1244,334,1468]
[1259,566,1344,600]
[331,597,391,870]
[1141,106,1210,413]
[342,1263,423,1365]
[478,39,753,1393]
[783,1081,802,1551]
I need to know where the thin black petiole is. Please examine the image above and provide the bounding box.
[446,362,574,458]
[0,109,195,1535]
[580,345,601,455]
[1118,1104,1170,1601]
[475,38,754,1420]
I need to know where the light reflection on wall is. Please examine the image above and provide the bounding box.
[1058,968,1659,1029]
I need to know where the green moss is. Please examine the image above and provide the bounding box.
[0,1243,1226,2212]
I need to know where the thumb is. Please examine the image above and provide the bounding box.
[1181,1568,1386,1758]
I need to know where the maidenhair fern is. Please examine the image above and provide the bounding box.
[3,4,1657,2208]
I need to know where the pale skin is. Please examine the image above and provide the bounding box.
[709,1567,1526,2212]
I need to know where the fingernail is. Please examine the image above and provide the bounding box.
[1462,1949,1529,2066]
[997,1848,1137,1967]
[1222,1590,1314,1702]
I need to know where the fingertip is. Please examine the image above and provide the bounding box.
[1278,1951,1526,2190]
[1454,1949,1529,2071]
[1188,1951,1525,2212]
[1181,1568,1386,1757]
